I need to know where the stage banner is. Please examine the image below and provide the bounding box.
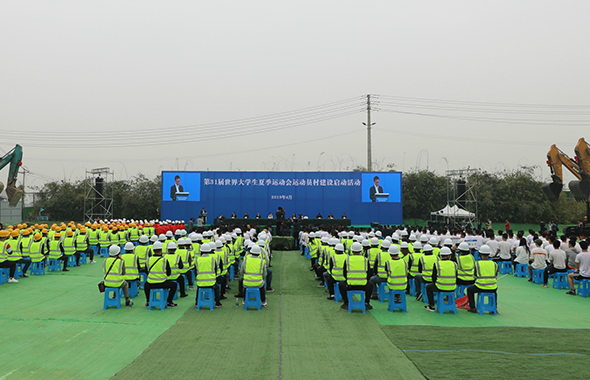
[161,171,402,225]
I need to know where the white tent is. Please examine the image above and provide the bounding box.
[430,204,475,219]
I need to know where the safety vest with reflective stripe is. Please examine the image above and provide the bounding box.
[435,260,457,291]
[147,256,167,284]
[243,255,264,288]
[76,234,88,251]
[89,229,99,245]
[386,259,408,290]
[118,231,127,245]
[29,241,45,263]
[409,251,423,277]
[368,247,380,264]
[475,260,498,290]
[330,252,347,281]
[166,253,181,280]
[177,248,191,273]
[217,249,229,275]
[129,228,139,242]
[0,241,10,262]
[195,255,216,287]
[457,254,475,281]
[419,254,439,282]
[99,231,110,247]
[103,257,125,287]
[309,239,319,259]
[7,238,21,261]
[121,253,139,280]
[134,245,149,268]
[20,236,32,256]
[376,249,390,279]
[63,237,76,255]
[433,247,441,257]
[48,240,63,259]
[345,255,368,286]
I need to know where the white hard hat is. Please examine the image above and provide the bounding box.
[335,243,344,252]
[361,239,370,247]
[413,242,422,250]
[370,237,379,246]
[200,243,211,253]
[321,236,329,243]
[381,240,391,249]
[235,228,242,234]
[348,231,354,237]
[392,233,400,241]
[231,233,238,239]
[479,245,491,255]
[375,231,382,237]
[400,242,409,249]
[166,231,173,237]
[388,245,400,255]
[368,232,375,238]
[180,230,187,236]
[329,238,338,246]
[351,242,363,252]
[177,238,186,246]
[167,242,177,250]
[422,244,433,252]
[109,245,121,256]
[257,240,265,246]
[251,245,262,254]
[440,247,452,256]
[219,236,226,243]
[409,234,417,241]
[196,234,203,240]
[385,236,392,242]
[429,237,438,245]
[215,240,223,248]
[158,234,166,241]
[124,242,135,251]
[458,242,470,252]
[400,230,408,237]
[139,235,149,244]
[150,235,159,243]
[420,235,429,242]
[444,239,453,246]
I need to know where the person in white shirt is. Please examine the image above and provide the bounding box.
[514,238,531,268]
[486,232,499,259]
[567,240,590,295]
[543,240,568,287]
[494,233,513,262]
[528,239,547,282]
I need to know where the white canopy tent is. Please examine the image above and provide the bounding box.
[430,204,475,219]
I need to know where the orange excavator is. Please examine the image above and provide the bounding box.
[0,144,24,207]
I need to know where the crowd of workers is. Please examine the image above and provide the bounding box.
[0,220,274,311]
[300,225,590,312]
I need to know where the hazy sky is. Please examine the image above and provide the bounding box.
[1,1,588,192]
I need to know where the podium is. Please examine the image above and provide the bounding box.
[375,193,389,202]
[175,192,190,201]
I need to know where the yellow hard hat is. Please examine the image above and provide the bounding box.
[11,230,20,237]
[34,233,42,241]
[0,230,9,238]
[54,233,61,239]
[66,230,74,237]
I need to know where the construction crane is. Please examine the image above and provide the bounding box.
[542,143,586,201]
[0,145,24,207]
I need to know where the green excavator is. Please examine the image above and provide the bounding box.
[0,144,24,207]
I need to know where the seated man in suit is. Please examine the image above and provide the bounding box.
[170,175,184,201]
[369,176,383,202]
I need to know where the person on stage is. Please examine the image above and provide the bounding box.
[369,176,383,202]
[170,175,184,201]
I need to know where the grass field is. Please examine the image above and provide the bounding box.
[1,250,589,380]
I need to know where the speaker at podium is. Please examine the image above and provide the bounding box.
[175,192,190,201]
[375,193,389,202]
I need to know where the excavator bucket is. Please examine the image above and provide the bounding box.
[542,182,562,202]
[569,179,590,202]
[6,185,23,207]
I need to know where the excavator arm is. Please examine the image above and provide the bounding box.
[0,144,24,206]
[542,144,584,201]
[570,137,590,202]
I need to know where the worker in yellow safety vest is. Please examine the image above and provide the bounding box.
[466,245,498,313]
[424,247,457,312]
[338,242,372,310]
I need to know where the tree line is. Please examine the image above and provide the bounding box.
[29,169,585,224]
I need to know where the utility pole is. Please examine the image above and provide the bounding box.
[362,94,375,171]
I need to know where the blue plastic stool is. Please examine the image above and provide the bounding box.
[79,251,87,265]
[578,279,590,298]
[66,255,77,268]
[139,272,147,289]
[334,281,342,302]
[408,277,416,297]
[532,269,544,284]
[128,280,139,298]
[378,282,390,303]
[103,287,122,310]
[514,264,528,278]
[30,261,46,276]
[48,259,62,272]
[0,268,8,284]
[388,290,407,313]
[148,288,168,311]
[15,264,23,279]
[196,288,216,311]
[347,290,366,313]
[99,247,109,258]
[455,284,469,298]
[181,272,193,289]
[499,261,513,275]
[473,251,480,261]
[552,272,569,290]
[436,291,457,315]
[476,293,497,315]
[420,282,429,304]
[244,287,262,311]
[91,245,99,256]
[229,264,235,282]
